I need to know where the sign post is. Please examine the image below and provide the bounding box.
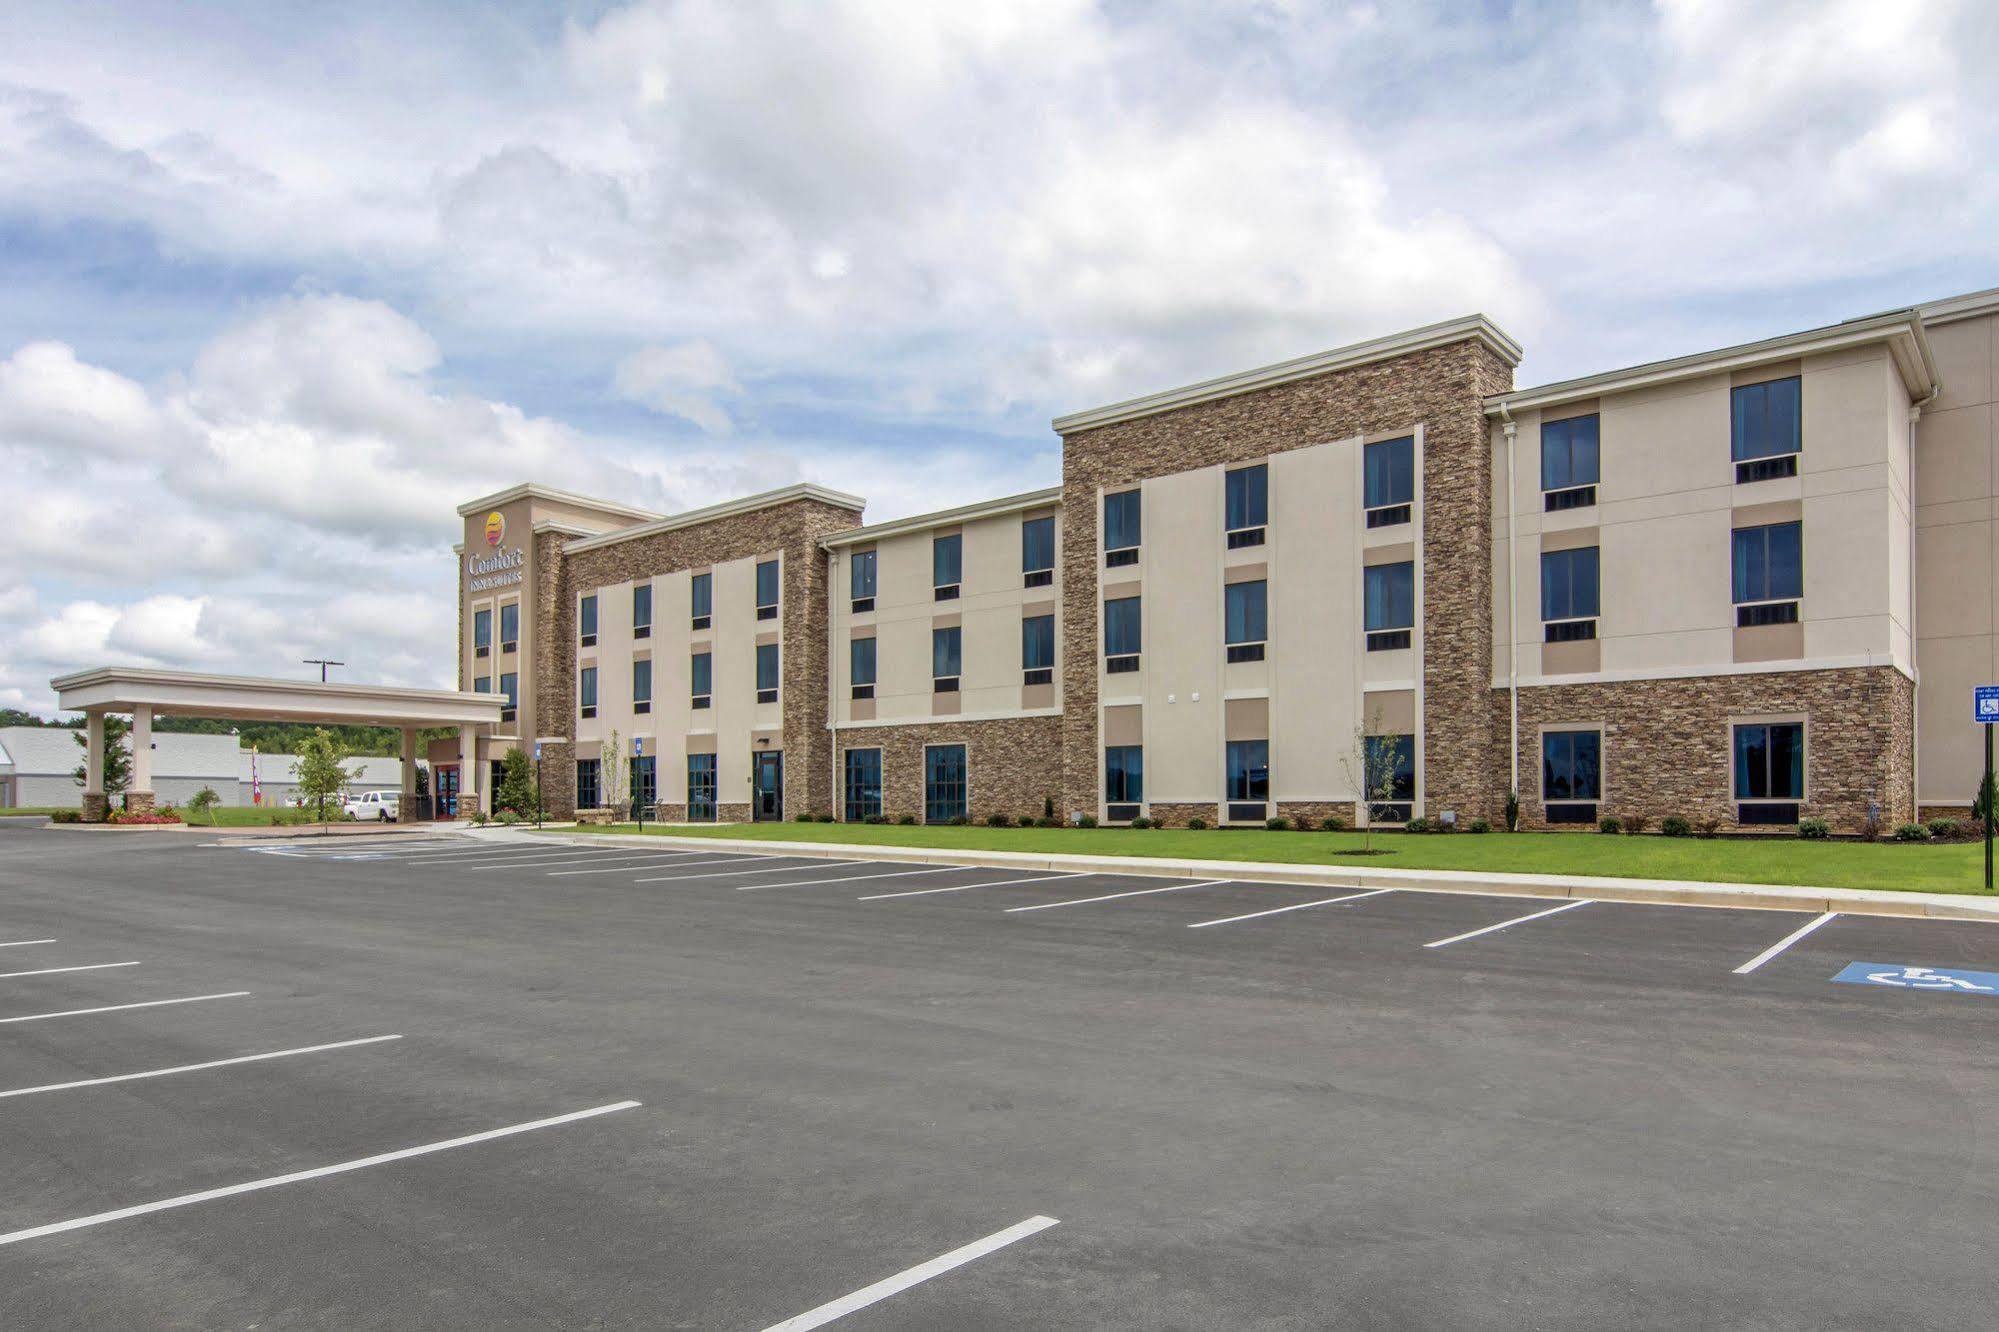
[633,736,646,837]
[1974,687,1999,890]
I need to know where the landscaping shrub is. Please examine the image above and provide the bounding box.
[1265,816,1291,831]
[1404,816,1431,834]
[947,815,969,826]
[1623,814,1651,835]
[50,809,81,824]
[1598,815,1623,835]
[1893,822,1932,842]
[986,813,1013,828]
[1466,819,1491,834]
[898,814,918,826]
[1504,788,1521,833]
[1660,815,1692,838]
[1042,795,1056,821]
[1321,815,1348,832]
[1075,814,1098,828]
[863,814,889,825]
[1129,816,1153,829]
[1797,817,1831,840]
[1927,817,1967,841]
[497,810,521,825]
[1034,815,1061,828]
[1696,817,1721,838]
[1186,817,1208,830]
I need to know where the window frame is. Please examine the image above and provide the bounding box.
[843,747,883,822]
[1103,489,1141,566]
[1103,594,1141,673]
[1363,733,1416,823]
[755,642,780,705]
[1021,515,1056,587]
[849,549,877,612]
[632,583,652,640]
[690,650,713,710]
[690,571,712,631]
[923,743,969,824]
[575,758,600,811]
[578,665,598,719]
[631,657,652,715]
[499,671,518,723]
[1225,738,1270,821]
[686,753,717,822]
[1733,719,1805,821]
[1540,545,1601,643]
[578,593,598,647]
[754,559,780,621]
[472,605,492,659]
[498,600,519,654]
[1731,376,1802,470]
[1224,579,1267,662]
[1104,744,1143,818]
[1540,728,1601,823]
[1224,464,1268,548]
[630,755,657,815]
[849,635,876,700]
[1363,561,1415,651]
[1021,612,1055,685]
[1541,413,1600,510]
[932,534,962,601]
[1363,435,1415,528]
[932,624,962,693]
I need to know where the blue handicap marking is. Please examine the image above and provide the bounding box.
[1975,685,1999,723]
[1833,961,1999,995]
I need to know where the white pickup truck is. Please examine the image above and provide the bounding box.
[342,790,401,822]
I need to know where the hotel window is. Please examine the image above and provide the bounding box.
[1225,465,1268,548]
[1365,735,1415,823]
[924,744,968,823]
[933,534,962,601]
[850,549,877,612]
[1733,376,1801,482]
[632,583,652,640]
[1734,721,1804,825]
[473,607,492,659]
[755,560,780,620]
[1103,595,1141,673]
[1103,490,1140,567]
[1540,547,1600,642]
[1104,745,1143,823]
[575,758,600,811]
[499,601,519,654]
[473,676,492,694]
[756,642,780,704]
[499,671,518,723]
[578,666,598,719]
[1364,435,1414,528]
[1541,730,1600,824]
[691,572,712,631]
[1022,613,1055,685]
[1225,739,1269,823]
[850,636,876,700]
[630,755,657,815]
[632,658,652,714]
[1022,516,1055,587]
[1542,414,1600,510]
[843,748,882,822]
[932,625,962,693]
[1364,561,1414,651]
[687,753,717,821]
[1732,521,1802,626]
[579,594,598,647]
[691,651,712,710]
[1225,580,1267,662]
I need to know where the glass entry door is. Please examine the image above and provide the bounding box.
[752,752,784,821]
[434,765,459,819]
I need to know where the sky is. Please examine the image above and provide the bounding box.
[3,0,1997,716]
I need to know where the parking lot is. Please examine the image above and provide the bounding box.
[2,822,1996,1328]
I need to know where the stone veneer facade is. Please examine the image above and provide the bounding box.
[833,716,1063,823]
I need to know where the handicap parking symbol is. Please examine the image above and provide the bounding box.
[1833,962,1999,995]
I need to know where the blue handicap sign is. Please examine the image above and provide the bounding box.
[533,743,543,762]
[1975,685,1999,723]
[1833,962,1999,995]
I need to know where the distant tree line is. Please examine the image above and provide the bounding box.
[1,709,452,758]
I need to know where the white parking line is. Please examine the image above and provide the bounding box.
[548,852,735,876]
[859,872,1086,901]
[377,847,612,868]
[761,1214,1060,1332]
[0,939,57,948]
[0,992,250,1025]
[1189,887,1396,929]
[626,860,863,885]
[0,961,141,980]
[1423,898,1593,948]
[499,851,714,871]
[630,855,814,883]
[0,1100,641,1247]
[736,866,959,891]
[1004,879,1231,913]
[1733,911,1839,975]
[0,1034,402,1100]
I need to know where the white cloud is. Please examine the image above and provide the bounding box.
[0,341,159,456]
[614,340,741,434]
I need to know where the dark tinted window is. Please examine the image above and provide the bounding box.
[1733,522,1802,603]
[1364,436,1414,509]
[1542,415,1600,490]
[1732,377,1801,461]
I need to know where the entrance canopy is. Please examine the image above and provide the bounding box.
[50,666,503,819]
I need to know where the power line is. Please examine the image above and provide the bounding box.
[302,658,345,683]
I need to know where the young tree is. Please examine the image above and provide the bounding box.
[495,746,537,816]
[186,785,222,826]
[71,715,133,802]
[293,729,360,828]
[1338,712,1405,854]
[599,728,627,814]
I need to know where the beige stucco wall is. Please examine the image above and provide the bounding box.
[1914,311,1999,805]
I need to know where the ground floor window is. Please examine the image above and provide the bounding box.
[925,744,968,823]
[576,759,601,810]
[1105,745,1143,822]
[1225,739,1269,822]
[1365,734,1415,823]
[1734,721,1803,824]
[1541,730,1600,824]
[843,748,882,822]
[688,753,717,822]
[629,756,656,815]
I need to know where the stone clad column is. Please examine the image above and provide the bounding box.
[400,728,417,818]
[459,725,480,817]
[125,705,155,816]
[82,712,107,822]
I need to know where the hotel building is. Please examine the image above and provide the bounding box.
[443,285,1999,832]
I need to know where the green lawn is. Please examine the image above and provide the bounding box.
[572,821,1992,895]
[0,807,69,817]
[185,806,360,828]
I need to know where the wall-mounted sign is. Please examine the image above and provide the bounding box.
[485,511,506,546]
[466,544,525,591]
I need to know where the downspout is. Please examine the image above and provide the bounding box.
[1909,377,1941,821]
[1498,402,1520,805]
[826,547,840,821]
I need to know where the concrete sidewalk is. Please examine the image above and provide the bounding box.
[501,829,1999,923]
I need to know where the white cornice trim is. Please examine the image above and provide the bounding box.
[1494,653,1913,690]
[562,483,867,555]
[1914,285,1999,327]
[455,482,663,522]
[1487,311,1939,416]
[1052,314,1523,435]
[833,706,1063,729]
[531,520,597,537]
[821,487,1063,549]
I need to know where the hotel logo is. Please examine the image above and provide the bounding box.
[484,511,506,546]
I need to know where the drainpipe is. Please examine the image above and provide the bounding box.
[1909,379,1942,821]
[826,547,840,821]
[1498,402,1520,804]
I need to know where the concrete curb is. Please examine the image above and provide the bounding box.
[514,830,1999,923]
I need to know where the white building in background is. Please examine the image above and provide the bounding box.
[0,727,402,810]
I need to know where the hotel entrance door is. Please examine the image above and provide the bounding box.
[434,765,459,819]
[753,752,783,821]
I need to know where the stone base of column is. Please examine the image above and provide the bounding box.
[82,792,109,822]
[123,790,156,817]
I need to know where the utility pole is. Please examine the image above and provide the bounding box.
[303,658,345,683]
